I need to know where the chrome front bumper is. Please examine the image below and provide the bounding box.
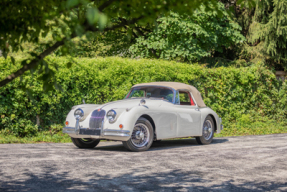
[103,129,130,137]
[63,127,131,141]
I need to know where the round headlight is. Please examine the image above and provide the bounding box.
[106,109,117,123]
[74,108,84,120]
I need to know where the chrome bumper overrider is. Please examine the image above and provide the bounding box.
[63,127,130,137]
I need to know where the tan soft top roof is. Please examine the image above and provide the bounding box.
[132,82,206,107]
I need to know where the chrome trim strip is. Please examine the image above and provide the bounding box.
[103,129,130,137]
[103,129,130,133]
[104,133,130,137]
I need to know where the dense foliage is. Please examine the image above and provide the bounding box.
[130,4,245,62]
[1,0,228,88]
[60,3,247,63]
[1,57,286,137]
[1,0,211,57]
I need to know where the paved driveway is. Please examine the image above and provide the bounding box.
[0,134,287,191]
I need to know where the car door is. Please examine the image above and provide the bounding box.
[174,90,202,137]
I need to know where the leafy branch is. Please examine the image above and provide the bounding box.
[0,16,143,87]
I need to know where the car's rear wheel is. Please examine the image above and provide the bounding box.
[122,117,154,152]
[71,138,100,148]
[196,115,214,145]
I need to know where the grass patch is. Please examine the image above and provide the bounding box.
[216,119,287,137]
[0,131,71,144]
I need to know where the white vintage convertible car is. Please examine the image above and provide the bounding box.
[63,82,223,152]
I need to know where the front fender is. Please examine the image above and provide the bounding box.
[111,104,178,140]
[104,105,150,132]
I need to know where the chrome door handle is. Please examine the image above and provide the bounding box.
[195,108,200,111]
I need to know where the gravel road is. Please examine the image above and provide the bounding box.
[0,134,287,192]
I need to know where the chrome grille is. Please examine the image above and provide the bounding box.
[89,109,105,129]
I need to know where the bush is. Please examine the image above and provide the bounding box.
[1,117,38,137]
[0,56,286,136]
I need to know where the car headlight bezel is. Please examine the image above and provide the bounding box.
[106,109,117,123]
[74,108,84,120]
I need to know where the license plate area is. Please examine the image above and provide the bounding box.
[79,128,101,135]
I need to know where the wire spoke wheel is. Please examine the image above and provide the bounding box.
[196,115,214,145]
[122,117,154,152]
[131,123,150,148]
[203,120,213,140]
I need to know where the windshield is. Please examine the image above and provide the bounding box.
[125,86,174,103]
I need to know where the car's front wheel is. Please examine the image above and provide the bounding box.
[71,138,100,148]
[195,115,214,145]
[122,117,154,152]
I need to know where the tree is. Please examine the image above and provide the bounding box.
[129,3,245,62]
[0,0,254,89]
[242,0,287,70]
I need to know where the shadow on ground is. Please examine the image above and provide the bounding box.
[0,166,285,192]
[90,138,229,152]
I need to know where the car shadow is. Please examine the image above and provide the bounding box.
[89,138,229,152]
[149,138,229,151]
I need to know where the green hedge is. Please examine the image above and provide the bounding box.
[0,57,287,136]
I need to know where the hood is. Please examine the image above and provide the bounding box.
[72,98,168,120]
[100,98,164,111]
[73,98,166,111]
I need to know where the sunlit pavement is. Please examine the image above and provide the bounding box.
[0,134,287,191]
